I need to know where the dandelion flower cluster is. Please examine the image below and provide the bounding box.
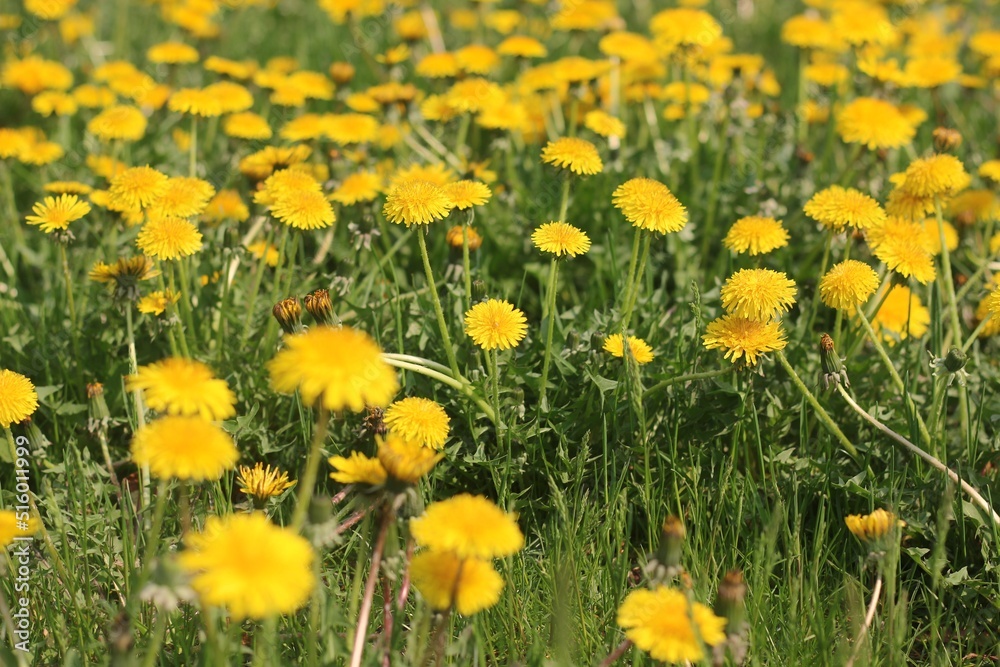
[464,299,528,351]
[0,370,39,428]
[702,316,787,366]
[818,260,879,311]
[130,416,238,481]
[383,397,450,450]
[541,137,603,175]
[531,222,591,257]
[804,186,886,231]
[723,216,789,255]
[127,358,236,420]
[612,178,688,234]
[383,180,454,226]
[720,269,797,321]
[617,586,727,663]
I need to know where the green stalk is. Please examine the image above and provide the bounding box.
[241,228,275,345]
[538,258,559,411]
[642,368,729,399]
[622,233,651,331]
[619,228,642,329]
[462,209,474,312]
[933,199,969,442]
[381,356,495,423]
[189,116,198,178]
[140,479,170,571]
[961,314,992,353]
[416,228,462,379]
[775,350,859,460]
[290,407,331,532]
[140,611,169,667]
[125,306,151,513]
[854,308,932,448]
[58,243,76,327]
[836,385,1000,526]
[166,263,192,358]
[558,175,571,222]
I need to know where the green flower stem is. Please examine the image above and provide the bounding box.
[140,479,170,570]
[844,574,882,667]
[934,199,970,442]
[854,308,933,448]
[454,113,472,158]
[252,616,277,667]
[58,243,76,327]
[622,232,651,332]
[241,227,275,346]
[538,258,560,410]
[955,247,1000,304]
[462,209,474,312]
[382,352,452,376]
[558,175,571,222]
[166,263,192,358]
[619,226,642,323]
[775,350,859,460]
[491,348,501,430]
[642,368,730,399]
[683,62,699,187]
[836,384,1000,527]
[349,503,395,667]
[381,357,494,422]
[961,314,992,353]
[140,610,169,667]
[567,86,581,137]
[125,306,151,513]
[189,116,198,178]
[700,110,731,270]
[290,407,331,532]
[417,228,462,379]
[805,231,834,334]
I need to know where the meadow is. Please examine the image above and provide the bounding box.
[1,0,1000,664]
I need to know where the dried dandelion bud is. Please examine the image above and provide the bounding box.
[272,297,302,334]
[932,127,962,152]
[644,515,687,584]
[328,61,355,84]
[87,381,111,436]
[714,570,747,634]
[304,288,334,326]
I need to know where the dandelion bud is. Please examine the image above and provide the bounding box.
[472,279,487,300]
[272,297,302,334]
[931,347,969,387]
[19,416,50,452]
[845,508,904,554]
[943,347,967,373]
[328,61,355,84]
[304,288,334,326]
[714,570,747,635]
[657,516,686,568]
[87,381,111,437]
[819,333,849,390]
[932,127,962,152]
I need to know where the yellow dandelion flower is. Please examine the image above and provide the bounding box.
[44,181,92,195]
[137,289,181,316]
[416,52,460,78]
[723,216,789,255]
[818,260,879,311]
[445,77,504,114]
[108,166,169,211]
[702,315,787,366]
[617,586,726,664]
[464,299,528,351]
[147,41,199,64]
[149,176,215,218]
[390,163,457,188]
[979,160,1000,184]
[497,35,548,59]
[541,137,603,176]
[602,334,654,364]
[384,397,450,450]
[411,493,524,559]
[720,269,797,321]
[872,285,930,344]
[203,190,249,224]
[531,222,591,257]
[804,186,887,231]
[236,463,295,503]
[127,357,236,420]
[31,90,77,116]
[137,217,204,260]
[446,225,483,251]
[919,218,958,255]
[329,451,388,486]
[947,190,1000,225]
[898,154,969,199]
[0,510,39,548]
[612,178,688,234]
[867,218,936,284]
[845,509,903,544]
[975,294,1000,338]
[131,416,238,481]
[25,194,91,233]
[886,186,936,221]
[89,256,159,301]
[25,0,76,20]
[836,97,916,150]
[179,513,315,620]
[583,110,625,138]
[271,189,336,230]
[323,113,381,145]
[331,171,382,205]
[986,285,1000,319]
[444,180,492,210]
[383,180,454,226]
[246,240,280,267]
[650,8,722,48]
[223,111,273,140]
[0,369,39,428]
[268,326,398,412]
[377,431,442,484]
[411,551,504,616]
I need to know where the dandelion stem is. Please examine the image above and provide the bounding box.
[642,368,729,399]
[125,305,151,513]
[538,258,559,410]
[189,116,198,178]
[381,356,496,423]
[167,263,192,358]
[853,308,932,449]
[462,209,474,312]
[417,228,462,379]
[350,503,395,667]
[835,384,1000,526]
[775,350,859,460]
[934,198,970,442]
[961,314,992,353]
[844,574,882,667]
[140,479,170,569]
[620,228,641,324]
[598,639,633,667]
[290,407,331,532]
[58,243,76,327]
[558,175,571,222]
[241,227,274,346]
[622,232,651,331]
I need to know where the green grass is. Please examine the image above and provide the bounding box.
[2,0,1000,665]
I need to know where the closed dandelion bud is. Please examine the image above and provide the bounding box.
[819,333,849,390]
[472,279,487,300]
[272,297,302,334]
[931,347,969,387]
[87,381,111,437]
[943,347,967,373]
[304,288,334,326]
[714,570,747,635]
[328,61,355,84]
[645,515,686,582]
[309,494,334,525]
[20,417,50,452]
[933,127,962,152]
